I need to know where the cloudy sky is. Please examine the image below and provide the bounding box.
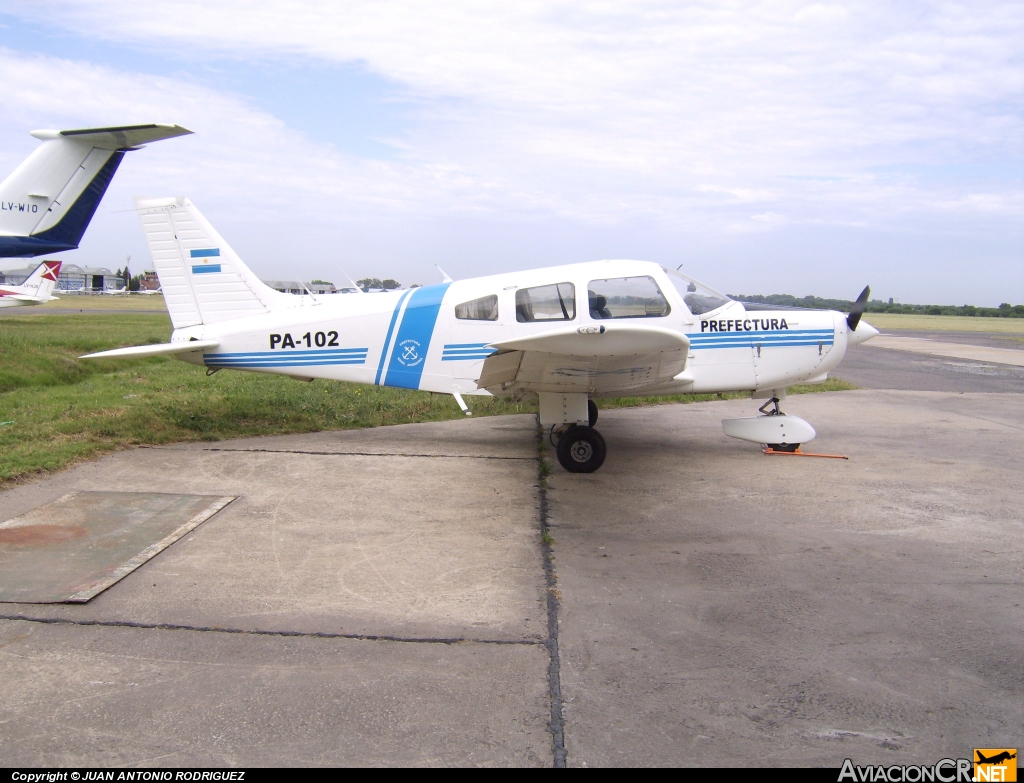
[1,1,1021,304]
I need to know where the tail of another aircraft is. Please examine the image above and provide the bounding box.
[20,260,62,299]
[0,124,191,259]
[134,196,295,329]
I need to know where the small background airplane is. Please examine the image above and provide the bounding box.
[84,196,879,473]
[0,259,62,307]
[0,123,191,259]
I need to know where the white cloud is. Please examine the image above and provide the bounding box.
[1,2,1022,302]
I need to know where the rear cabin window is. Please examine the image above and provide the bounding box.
[587,276,671,319]
[515,283,576,322]
[455,294,498,321]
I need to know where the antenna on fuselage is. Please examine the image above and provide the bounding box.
[435,264,454,283]
[297,279,320,305]
[340,269,365,294]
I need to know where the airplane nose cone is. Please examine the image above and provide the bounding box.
[848,320,879,346]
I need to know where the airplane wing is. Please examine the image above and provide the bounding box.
[477,324,690,395]
[80,340,220,359]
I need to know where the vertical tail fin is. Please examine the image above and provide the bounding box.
[19,260,62,299]
[134,196,294,328]
[0,124,191,258]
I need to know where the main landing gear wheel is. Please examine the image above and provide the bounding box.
[588,399,598,427]
[556,425,607,473]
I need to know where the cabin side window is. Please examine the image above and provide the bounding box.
[515,283,576,322]
[455,294,499,321]
[666,274,730,315]
[587,276,671,319]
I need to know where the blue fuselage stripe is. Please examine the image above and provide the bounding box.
[384,283,451,390]
[206,350,367,359]
[205,359,366,367]
[689,329,834,350]
[375,289,414,385]
[205,347,368,368]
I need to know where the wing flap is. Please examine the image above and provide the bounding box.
[476,349,523,389]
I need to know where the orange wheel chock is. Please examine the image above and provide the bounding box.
[761,447,848,460]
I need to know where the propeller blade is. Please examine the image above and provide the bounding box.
[846,285,871,331]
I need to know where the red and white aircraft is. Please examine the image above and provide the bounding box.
[0,260,62,308]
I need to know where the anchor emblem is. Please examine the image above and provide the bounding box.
[396,338,424,367]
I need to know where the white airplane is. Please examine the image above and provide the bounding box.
[0,259,62,307]
[103,285,128,295]
[0,123,191,259]
[83,197,879,473]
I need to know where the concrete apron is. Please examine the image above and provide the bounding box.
[0,414,553,767]
[549,390,1023,766]
[0,391,1021,766]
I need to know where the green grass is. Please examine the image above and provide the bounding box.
[862,313,1024,333]
[0,313,855,487]
[31,293,169,311]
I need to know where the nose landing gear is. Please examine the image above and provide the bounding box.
[721,391,818,451]
[758,396,800,452]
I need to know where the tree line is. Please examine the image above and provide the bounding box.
[730,293,1024,318]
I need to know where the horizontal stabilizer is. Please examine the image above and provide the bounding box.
[30,124,192,150]
[80,340,219,360]
[1,294,46,302]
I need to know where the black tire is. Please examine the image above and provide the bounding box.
[767,443,800,452]
[556,426,607,473]
[588,399,598,427]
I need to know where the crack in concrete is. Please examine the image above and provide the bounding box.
[199,448,535,461]
[0,614,544,647]
[536,417,567,768]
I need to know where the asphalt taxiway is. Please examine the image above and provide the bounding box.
[0,333,1020,766]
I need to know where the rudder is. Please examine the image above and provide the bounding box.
[19,260,62,299]
[135,196,293,328]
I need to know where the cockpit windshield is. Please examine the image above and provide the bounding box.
[661,267,731,315]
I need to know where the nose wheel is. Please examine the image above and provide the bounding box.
[555,425,607,473]
[758,396,801,452]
